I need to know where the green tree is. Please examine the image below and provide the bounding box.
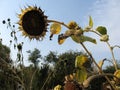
[43,50,93,89]
[103,62,120,73]
[27,48,42,68]
[0,42,11,63]
[0,42,18,90]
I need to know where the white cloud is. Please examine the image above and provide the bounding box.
[90,0,120,43]
[84,0,120,61]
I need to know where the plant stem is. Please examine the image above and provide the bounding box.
[87,30,118,70]
[47,19,69,29]
[83,73,120,88]
[41,59,68,90]
[30,69,38,90]
[80,42,116,90]
[80,43,103,73]
[106,42,118,70]
[40,71,53,90]
[0,56,25,90]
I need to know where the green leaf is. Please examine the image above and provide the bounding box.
[75,55,88,68]
[50,23,61,34]
[89,16,93,28]
[71,35,97,44]
[96,26,107,35]
[75,67,87,83]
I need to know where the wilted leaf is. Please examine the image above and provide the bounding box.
[89,16,93,28]
[96,26,107,35]
[71,35,96,44]
[50,23,61,34]
[100,34,109,42]
[75,67,87,83]
[58,38,66,45]
[75,55,88,68]
[58,34,66,45]
[54,85,62,90]
[114,70,120,82]
[98,60,104,69]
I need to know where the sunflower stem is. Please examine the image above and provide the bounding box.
[47,19,69,29]
[80,42,116,90]
[87,29,118,70]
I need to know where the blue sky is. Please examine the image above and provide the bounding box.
[0,0,120,66]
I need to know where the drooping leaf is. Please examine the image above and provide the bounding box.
[100,34,109,42]
[89,16,93,28]
[58,38,66,45]
[75,67,87,84]
[75,55,88,68]
[114,70,120,83]
[71,35,96,44]
[50,23,61,34]
[96,26,107,35]
[58,34,67,45]
[98,60,104,69]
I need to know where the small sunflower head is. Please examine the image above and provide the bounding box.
[18,6,48,40]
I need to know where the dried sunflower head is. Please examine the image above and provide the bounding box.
[67,21,78,29]
[18,6,48,40]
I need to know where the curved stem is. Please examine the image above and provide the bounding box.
[87,29,118,70]
[47,19,69,29]
[104,59,114,65]
[83,73,120,88]
[80,43,102,73]
[113,45,120,49]
[106,42,118,70]
[80,43,116,90]
[40,71,53,90]
[30,69,38,90]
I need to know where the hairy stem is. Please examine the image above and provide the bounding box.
[47,19,69,28]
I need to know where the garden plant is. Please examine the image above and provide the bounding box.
[1,5,120,90]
